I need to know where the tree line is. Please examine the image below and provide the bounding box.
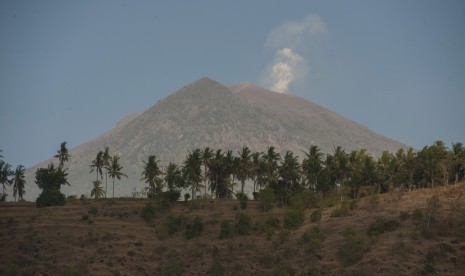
[1,139,464,205]
[89,140,465,204]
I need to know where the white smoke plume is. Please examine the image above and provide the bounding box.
[263,14,327,93]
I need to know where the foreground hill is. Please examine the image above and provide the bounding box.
[1,184,464,275]
[23,78,406,200]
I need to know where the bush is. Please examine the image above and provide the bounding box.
[310,209,322,223]
[36,189,66,207]
[301,227,325,254]
[259,188,275,211]
[283,208,305,229]
[185,216,204,240]
[219,220,233,239]
[155,190,181,209]
[88,206,98,215]
[141,203,156,222]
[164,215,183,236]
[330,202,350,218]
[235,212,252,235]
[236,192,248,209]
[338,226,369,266]
[399,211,410,221]
[290,190,320,210]
[367,218,400,238]
[412,208,423,220]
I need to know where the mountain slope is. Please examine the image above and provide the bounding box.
[23,78,406,200]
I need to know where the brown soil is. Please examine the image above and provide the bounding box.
[1,184,465,275]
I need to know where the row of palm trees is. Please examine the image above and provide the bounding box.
[89,141,465,201]
[89,147,127,199]
[0,149,26,202]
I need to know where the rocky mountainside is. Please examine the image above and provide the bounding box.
[23,78,406,200]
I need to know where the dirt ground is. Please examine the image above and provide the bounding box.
[1,184,464,275]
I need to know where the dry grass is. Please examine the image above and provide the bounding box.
[1,184,465,275]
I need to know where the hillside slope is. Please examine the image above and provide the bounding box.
[1,184,464,275]
[22,78,406,200]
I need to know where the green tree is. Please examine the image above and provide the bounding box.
[54,141,70,168]
[165,162,184,191]
[183,149,202,200]
[35,163,68,207]
[302,145,324,191]
[91,180,104,199]
[0,160,13,200]
[417,141,448,188]
[107,155,128,198]
[90,151,104,182]
[236,146,252,194]
[262,146,281,188]
[141,155,163,198]
[12,165,26,201]
[450,142,465,186]
[102,146,111,197]
[277,151,301,204]
[201,147,214,197]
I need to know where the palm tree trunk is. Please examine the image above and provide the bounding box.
[113,179,115,198]
[241,180,245,194]
[105,172,108,198]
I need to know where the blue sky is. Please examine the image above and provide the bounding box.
[1,0,464,167]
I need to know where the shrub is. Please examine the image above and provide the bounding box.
[284,208,305,229]
[338,226,369,266]
[236,192,248,209]
[330,202,350,218]
[399,211,410,221]
[141,203,156,222]
[235,212,252,235]
[155,190,181,209]
[367,218,400,238]
[219,220,233,239]
[301,227,325,254]
[425,195,441,230]
[310,209,322,222]
[184,193,190,202]
[88,206,98,215]
[164,215,183,236]
[185,216,204,240]
[259,188,275,211]
[290,190,320,210]
[412,208,423,221]
[36,189,66,207]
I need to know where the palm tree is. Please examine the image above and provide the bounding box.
[237,146,252,194]
[164,162,184,191]
[302,145,324,191]
[183,149,203,200]
[107,155,128,198]
[201,147,214,197]
[91,180,104,199]
[262,146,281,187]
[141,155,163,198]
[450,142,465,186]
[102,147,111,197]
[0,160,13,197]
[278,151,301,204]
[90,151,104,182]
[12,165,26,202]
[54,141,70,168]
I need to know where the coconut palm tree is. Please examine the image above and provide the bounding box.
[164,162,184,191]
[0,160,13,200]
[237,146,252,194]
[278,151,301,204]
[183,149,203,200]
[12,165,26,201]
[107,155,128,198]
[141,155,163,198]
[102,147,111,197]
[201,147,214,197]
[91,180,104,199]
[262,146,281,187]
[302,145,324,191]
[54,141,70,168]
[90,151,104,182]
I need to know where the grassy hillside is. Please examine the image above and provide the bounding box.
[1,184,464,275]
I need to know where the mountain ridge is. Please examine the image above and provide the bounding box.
[22,77,407,200]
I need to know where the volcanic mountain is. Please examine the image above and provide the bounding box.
[23,78,406,200]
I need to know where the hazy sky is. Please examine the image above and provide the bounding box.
[1,0,464,167]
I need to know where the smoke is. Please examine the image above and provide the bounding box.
[263,14,327,93]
